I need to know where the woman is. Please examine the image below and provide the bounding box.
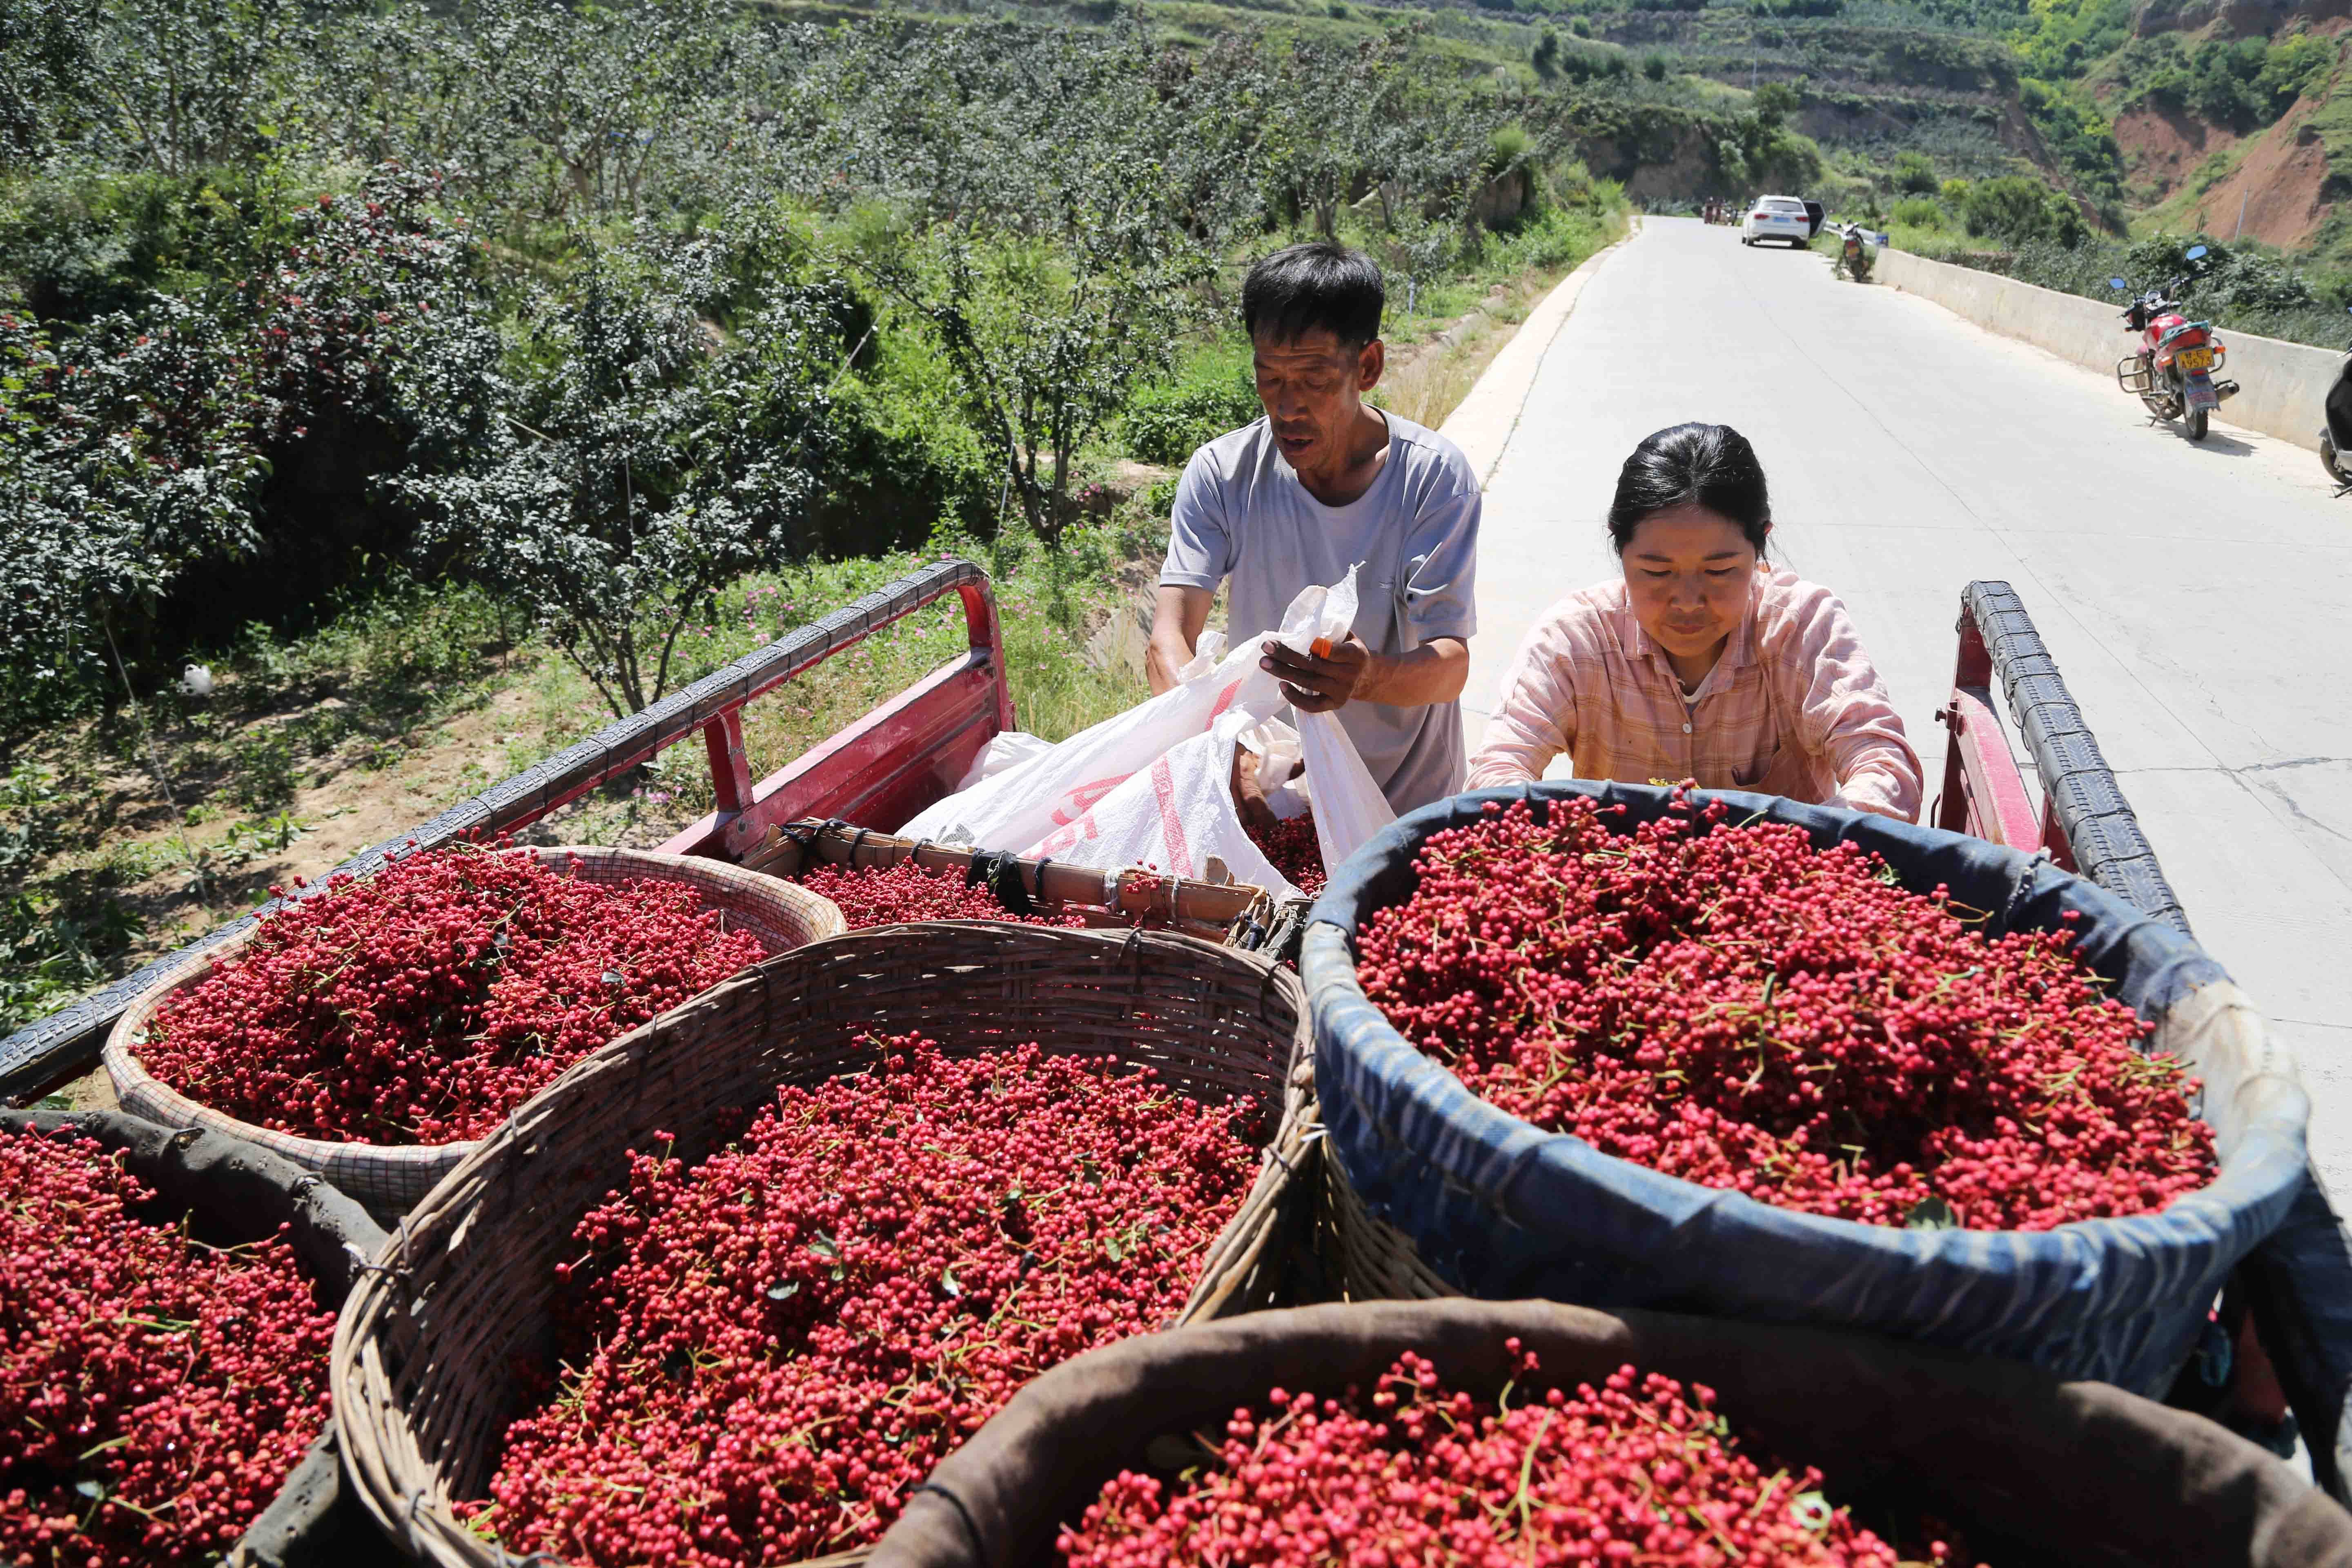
[1466,422,1921,820]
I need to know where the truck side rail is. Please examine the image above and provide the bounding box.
[1956,581,2192,933]
[1952,580,2352,1503]
[0,557,1009,1105]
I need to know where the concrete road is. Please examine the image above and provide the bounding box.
[1463,215,2352,1190]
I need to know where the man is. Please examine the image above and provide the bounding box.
[1149,242,1481,827]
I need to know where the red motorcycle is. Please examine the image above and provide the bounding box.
[2107,245,2239,442]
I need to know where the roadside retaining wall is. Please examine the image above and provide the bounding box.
[1876,246,2340,453]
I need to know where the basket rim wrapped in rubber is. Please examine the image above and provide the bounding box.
[0,1106,388,1568]
[1301,780,2311,1393]
[869,1297,2352,1568]
[103,843,847,1220]
[330,921,1316,1568]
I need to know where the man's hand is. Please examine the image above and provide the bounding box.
[1149,585,1216,696]
[1260,635,1371,714]
[1229,746,1281,838]
[1229,746,1305,837]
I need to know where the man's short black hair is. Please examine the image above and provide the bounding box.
[1241,242,1384,350]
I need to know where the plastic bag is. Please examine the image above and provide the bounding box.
[1020,710,1303,899]
[900,582,1347,855]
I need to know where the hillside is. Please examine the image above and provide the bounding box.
[776,0,2097,212]
[2015,0,2352,266]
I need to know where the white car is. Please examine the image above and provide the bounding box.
[1742,196,1813,247]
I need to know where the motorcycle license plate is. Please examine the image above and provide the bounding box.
[2176,347,2215,371]
[2187,379,2220,410]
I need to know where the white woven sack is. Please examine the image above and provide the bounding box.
[902,571,1371,865]
[955,731,1056,792]
[1016,709,1304,899]
[103,846,844,1221]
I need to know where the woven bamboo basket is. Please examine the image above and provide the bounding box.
[1311,1121,1458,1302]
[332,922,1314,1568]
[104,845,845,1221]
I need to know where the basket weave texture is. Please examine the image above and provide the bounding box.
[103,846,846,1220]
[1310,1123,1456,1303]
[331,921,1314,1568]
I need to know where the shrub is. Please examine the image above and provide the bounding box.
[2261,33,2336,113]
[0,298,267,722]
[1642,52,1669,81]
[1891,196,1945,228]
[1963,175,2083,246]
[229,725,299,811]
[1123,363,1261,466]
[1488,123,1533,176]
[2129,234,2319,315]
[1892,151,1938,194]
[1532,28,1561,80]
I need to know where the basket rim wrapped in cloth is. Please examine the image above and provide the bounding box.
[1301,780,2311,1394]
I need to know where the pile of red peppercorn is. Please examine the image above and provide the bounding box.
[0,1128,337,1568]
[795,858,1088,930]
[472,1037,1262,1567]
[1246,811,1327,899]
[140,844,768,1145]
[1059,1342,1980,1568]
[1356,794,2216,1231]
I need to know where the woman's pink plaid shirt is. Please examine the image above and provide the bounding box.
[1466,566,1922,821]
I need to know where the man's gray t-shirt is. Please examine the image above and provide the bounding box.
[1160,411,1480,815]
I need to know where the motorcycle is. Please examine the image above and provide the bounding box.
[2319,304,2352,497]
[1833,222,1873,283]
[2107,244,2239,443]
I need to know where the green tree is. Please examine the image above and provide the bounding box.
[874,227,1204,550]
[1892,151,1938,194]
[53,0,293,176]
[0,0,90,160]
[1532,27,1561,81]
[2260,33,2336,116]
[1752,82,1800,130]
[399,239,852,717]
[1963,175,2083,246]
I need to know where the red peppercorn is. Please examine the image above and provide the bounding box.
[1354,793,2216,1231]
[1060,1343,1984,1568]
[140,843,769,1145]
[0,1129,337,1568]
[797,860,1088,931]
[1245,811,1326,899]
[471,1037,1262,1566]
